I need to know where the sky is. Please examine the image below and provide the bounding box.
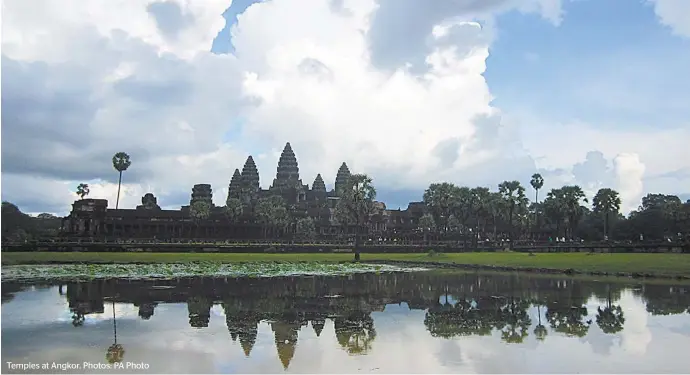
[1,0,689,216]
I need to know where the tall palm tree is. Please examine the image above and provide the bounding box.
[592,188,621,240]
[561,185,588,239]
[112,152,132,209]
[76,183,90,199]
[530,173,544,238]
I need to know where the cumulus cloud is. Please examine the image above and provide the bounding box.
[613,154,646,213]
[648,0,690,38]
[0,0,687,216]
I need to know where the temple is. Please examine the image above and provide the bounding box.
[61,142,425,240]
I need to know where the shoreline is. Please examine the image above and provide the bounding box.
[361,260,690,281]
[2,252,689,281]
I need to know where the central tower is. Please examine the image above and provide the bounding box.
[272,142,302,188]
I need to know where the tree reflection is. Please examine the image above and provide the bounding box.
[106,301,125,364]
[546,303,591,337]
[334,312,377,355]
[49,270,690,363]
[533,305,548,341]
[596,285,625,334]
[499,298,532,344]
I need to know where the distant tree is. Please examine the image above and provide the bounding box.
[76,183,90,199]
[498,180,528,243]
[530,173,544,204]
[295,217,316,241]
[335,174,376,262]
[225,197,243,223]
[469,187,491,246]
[530,173,545,237]
[544,188,567,237]
[112,152,132,209]
[561,185,588,238]
[36,213,58,219]
[592,188,621,240]
[255,195,289,238]
[486,192,505,240]
[418,213,436,244]
[423,183,459,234]
[189,200,211,226]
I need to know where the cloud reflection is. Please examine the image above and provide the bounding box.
[2,272,689,373]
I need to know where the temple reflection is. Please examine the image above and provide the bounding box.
[2,271,689,370]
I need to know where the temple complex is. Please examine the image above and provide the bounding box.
[61,142,425,240]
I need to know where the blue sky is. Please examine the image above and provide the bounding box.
[2,0,688,214]
[486,0,690,129]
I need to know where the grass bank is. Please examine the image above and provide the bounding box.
[2,252,689,279]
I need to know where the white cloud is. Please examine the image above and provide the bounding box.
[1,0,688,216]
[648,0,690,38]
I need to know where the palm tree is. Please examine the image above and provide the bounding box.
[112,152,132,209]
[530,173,544,204]
[592,188,621,240]
[335,174,376,261]
[530,173,544,238]
[106,301,125,364]
[76,183,90,199]
[561,185,588,239]
[423,182,459,235]
[498,180,528,244]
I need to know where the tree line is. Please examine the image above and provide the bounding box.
[419,173,690,244]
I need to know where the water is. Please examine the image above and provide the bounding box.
[2,271,690,373]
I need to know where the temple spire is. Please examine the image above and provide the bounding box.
[240,156,260,192]
[312,174,326,193]
[334,162,351,196]
[274,142,300,187]
[227,169,242,201]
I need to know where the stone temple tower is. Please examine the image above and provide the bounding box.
[334,162,351,197]
[190,184,213,206]
[272,142,302,188]
[227,169,242,201]
[240,156,260,194]
[311,174,327,200]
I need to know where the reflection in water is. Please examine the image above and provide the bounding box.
[2,272,690,373]
[106,301,125,364]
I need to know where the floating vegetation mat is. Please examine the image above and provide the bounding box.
[0,262,429,282]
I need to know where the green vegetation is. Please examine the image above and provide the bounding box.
[1,202,62,242]
[76,183,90,199]
[334,173,377,261]
[2,252,689,278]
[422,181,690,245]
[1,261,422,281]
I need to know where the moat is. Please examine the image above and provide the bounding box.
[2,271,690,373]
